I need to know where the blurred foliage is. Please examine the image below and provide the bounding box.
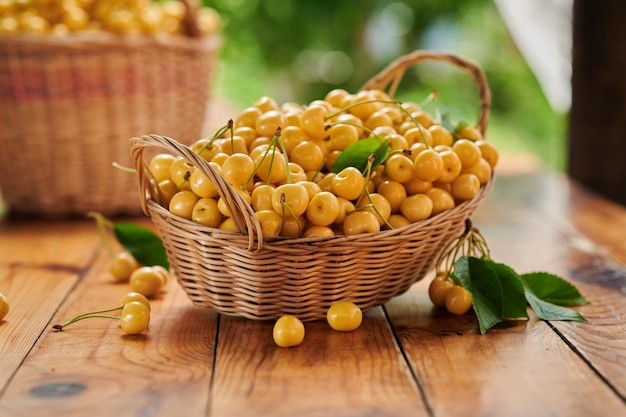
[205,0,567,171]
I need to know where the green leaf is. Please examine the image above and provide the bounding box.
[521,272,589,306]
[330,136,390,174]
[484,260,529,320]
[524,290,587,322]
[454,256,504,334]
[441,113,455,133]
[114,223,169,269]
[453,120,470,136]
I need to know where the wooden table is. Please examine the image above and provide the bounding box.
[0,171,625,417]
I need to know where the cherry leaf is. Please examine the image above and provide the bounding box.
[330,136,390,174]
[114,223,169,269]
[520,272,589,306]
[454,256,503,334]
[483,260,529,320]
[524,290,587,322]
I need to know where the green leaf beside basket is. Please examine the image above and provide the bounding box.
[114,223,169,270]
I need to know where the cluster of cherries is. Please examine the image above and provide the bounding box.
[53,291,152,335]
[0,0,220,36]
[53,255,170,335]
[149,88,498,239]
[428,220,490,315]
[53,214,171,335]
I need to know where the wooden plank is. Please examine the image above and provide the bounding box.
[1,173,624,417]
[0,219,99,265]
[477,173,626,399]
[383,172,626,416]
[565,180,626,263]
[0,245,218,417]
[0,220,100,393]
[386,280,626,417]
[0,268,80,394]
[211,307,429,417]
[489,172,626,264]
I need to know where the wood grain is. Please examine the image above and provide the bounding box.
[488,172,626,264]
[475,174,626,400]
[211,308,428,417]
[1,172,625,417]
[0,226,218,417]
[386,279,626,417]
[0,219,99,266]
[0,220,99,393]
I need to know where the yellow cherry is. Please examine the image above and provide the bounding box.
[271,183,309,217]
[400,194,433,223]
[342,211,381,235]
[306,191,340,226]
[192,197,223,228]
[332,167,365,201]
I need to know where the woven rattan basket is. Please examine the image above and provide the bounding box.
[0,2,220,217]
[130,50,495,321]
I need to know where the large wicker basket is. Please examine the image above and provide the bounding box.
[0,2,220,217]
[130,50,494,321]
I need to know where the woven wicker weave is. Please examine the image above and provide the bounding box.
[0,3,220,217]
[130,50,495,321]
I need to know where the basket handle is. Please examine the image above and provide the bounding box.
[360,50,491,136]
[129,134,265,252]
[179,0,201,38]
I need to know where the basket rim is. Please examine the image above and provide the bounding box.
[144,172,495,249]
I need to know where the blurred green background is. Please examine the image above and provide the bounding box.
[206,0,568,172]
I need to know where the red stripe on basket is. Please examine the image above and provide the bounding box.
[0,62,191,101]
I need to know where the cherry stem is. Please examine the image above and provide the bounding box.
[111,161,137,174]
[274,127,292,184]
[244,137,276,189]
[228,128,235,154]
[324,120,376,138]
[213,119,234,139]
[53,306,123,331]
[175,170,192,191]
[278,193,302,237]
[87,211,117,259]
[243,127,286,189]
[393,105,431,149]
[418,89,437,109]
[362,192,393,230]
[196,119,233,155]
[355,154,376,206]
[388,148,412,157]
[324,98,400,121]
[309,157,326,182]
[353,153,393,228]
[429,90,443,124]
[434,219,491,278]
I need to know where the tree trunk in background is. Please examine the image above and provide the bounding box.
[569,0,626,206]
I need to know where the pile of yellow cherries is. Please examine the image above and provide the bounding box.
[0,0,220,36]
[149,88,499,238]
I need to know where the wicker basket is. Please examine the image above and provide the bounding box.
[0,2,220,217]
[130,50,494,322]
